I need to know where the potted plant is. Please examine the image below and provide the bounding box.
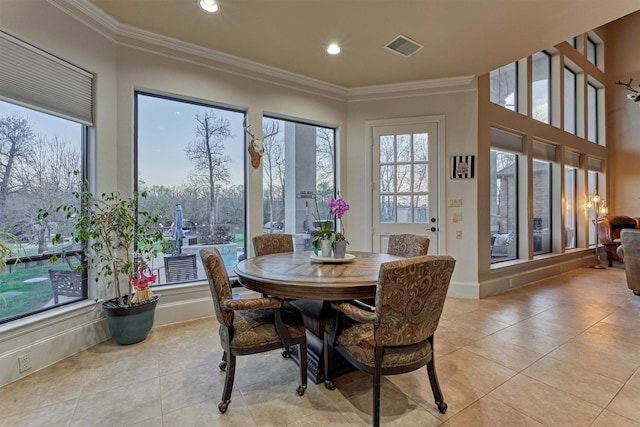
[310,195,350,258]
[311,219,335,257]
[38,176,168,345]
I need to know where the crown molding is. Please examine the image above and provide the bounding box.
[50,0,476,102]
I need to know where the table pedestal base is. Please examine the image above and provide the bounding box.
[288,300,354,384]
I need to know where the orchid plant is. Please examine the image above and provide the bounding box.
[311,195,349,254]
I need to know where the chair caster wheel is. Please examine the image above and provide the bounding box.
[437,401,448,414]
[218,400,230,413]
[281,349,291,358]
[324,380,336,390]
[296,385,307,396]
[219,361,227,371]
[633,290,640,296]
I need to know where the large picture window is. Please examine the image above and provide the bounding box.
[0,101,86,323]
[261,117,335,251]
[490,149,518,263]
[136,92,245,283]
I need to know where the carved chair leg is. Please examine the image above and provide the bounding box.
[219,352,236,413]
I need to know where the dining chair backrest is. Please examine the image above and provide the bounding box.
[252,233,294,256]
[164,254,198,283]
[387,234,430,258]
[200,247,234,327]
[374,255,455,346]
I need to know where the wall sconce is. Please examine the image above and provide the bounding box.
[586,193,608,269]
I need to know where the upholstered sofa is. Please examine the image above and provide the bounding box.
[596,215,640,267]
[616,229,640,296]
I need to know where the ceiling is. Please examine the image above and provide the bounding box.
[84,0,640,88]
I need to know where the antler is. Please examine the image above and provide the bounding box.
[616,78,640,102]
[616,78,639,93]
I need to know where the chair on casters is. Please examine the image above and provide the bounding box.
[324,255,456,427]
[252,233,294,256]
[200,247,307,413]
[387,233,430,258]
[356,233,430,307]
[164,254,197,283]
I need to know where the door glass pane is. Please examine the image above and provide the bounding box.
[397,195,411,223]
[380,165,395,193]
[380,135,394,163]
[413,164,428,191]
[380,195,395,223]
[414,195,428,223]
[396,134,411,162]
[490,149,518,263]
[414,133,428,161]
[377,130,430,225]
[396,165,411,192]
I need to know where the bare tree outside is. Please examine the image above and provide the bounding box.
[0,115,35,230]
[261,119,283,230]
[185,112,232,235]
[11,134,80,253]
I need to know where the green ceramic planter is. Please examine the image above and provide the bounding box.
[102,295,160,345]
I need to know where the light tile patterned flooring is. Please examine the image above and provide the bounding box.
[1,266,640,426]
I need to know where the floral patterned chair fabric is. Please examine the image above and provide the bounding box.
[357,233,431,307]
[324,255,456,427]
[199,247,307,413]
[252,233,294,256]
[387,234,430,257]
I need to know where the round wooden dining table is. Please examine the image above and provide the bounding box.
[234,251,401,301]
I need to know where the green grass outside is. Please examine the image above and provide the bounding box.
[0,261,80,322]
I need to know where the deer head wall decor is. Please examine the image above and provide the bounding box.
[616,78,640,103]
[244,120,279,168]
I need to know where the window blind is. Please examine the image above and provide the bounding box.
[564,150,581,168]
[588,156,603,172]
[0,31,93,125]
[490,127,523,153]
[532,140,557,162]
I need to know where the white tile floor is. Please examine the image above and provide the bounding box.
[1,266,639,426]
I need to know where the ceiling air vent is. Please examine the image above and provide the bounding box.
[384,35,423,57]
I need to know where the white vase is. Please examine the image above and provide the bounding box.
[320,239,331,257]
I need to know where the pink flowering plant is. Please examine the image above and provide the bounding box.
[311,195,350,255]
[328,197,350,243]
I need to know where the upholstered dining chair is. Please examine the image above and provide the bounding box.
[199,247,307,413]
[252,233,294,256]
[387,233,430,257]
[324,255,456,427]
[356,233,431,307]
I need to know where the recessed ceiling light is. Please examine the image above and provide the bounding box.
[327,43,341,55]
[199,0,219,13]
